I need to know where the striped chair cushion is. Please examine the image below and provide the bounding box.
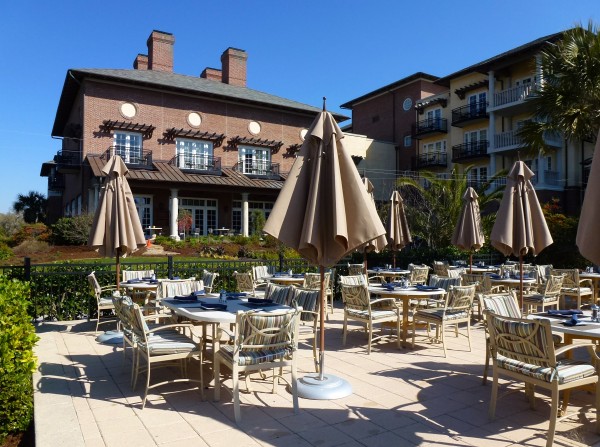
[482,295,521,319]
[429,275,461,291]
[346,309,397,320]
[415,308,469,321]
[266,284,293,305]
[140,331,198,355]
[496,355,596,384]
[293,289,319,322]
[491,318,551,361]
[448,269,464,278]
[239,312,293,346]
[220,345,292,366]
[523,294,559,303]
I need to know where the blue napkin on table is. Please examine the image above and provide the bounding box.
[383,284,397,291]
[126,279,142,284]
[192,290,206,296]
[174,294,197,301]
[248,297,273,304]
[562,313,583,326]
[416,285,437,291]
[198,301,227,310]
[149,279,159,284]
[226,292,247,298]
[489,274,501,279]
[292,274,304,278]
[548,309,583,317]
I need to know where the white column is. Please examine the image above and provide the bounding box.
[170,188,179,240]
[242,193,249,237]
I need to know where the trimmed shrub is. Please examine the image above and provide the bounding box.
[0,276,38,443]
[51,214,94,245]
[11,223,51,246]
[0,242,13,261]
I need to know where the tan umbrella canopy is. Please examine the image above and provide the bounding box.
[264,106,386,397]
[490,161,553,306]
[452,187,485,273]
[88,155,147,289]
[387,190,411,268]
[357,177,388,272]
[577,132,600,265]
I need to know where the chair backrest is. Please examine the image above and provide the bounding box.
[201,270,219,293]
[112,292,133,328]
[481,292,521,319]
[447,284,476,311]
[432,261,449,277]
[462,272,491,293]
[122,269,155,282]
[340,283,370,312]
[234,308,299,352]
[252,265,270,282]
[428,274,461,291]
[550,268,578,288]
[303,272,331,290]
[486,312,556,369]
[536,264,553,284]
[348,264,365,276]
[447,268,464,278]
[543,274,565,297]
[264,283,294,305]
[339,274,366,286]
[291,287,320,322]
[156,279,203,299]
[87,272,101,300]
[234,271,255,293]
[410,266,429,285]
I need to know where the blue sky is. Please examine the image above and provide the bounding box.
[1,0,598,213]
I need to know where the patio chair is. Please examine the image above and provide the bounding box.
[522,274,565,315]
[485,312,600,447]
[411,284,476,357]
[127,302,204,408]
[122,269,155,281]
[348,263,365,276]
[339,274,367,286]
[213,307,300,423]
[122,269,157,303]
[409,265,430,285]
[550,268,594,309]
[535,264,553,286]
[87,271,117,333]
[291,287,320,372]
[340,283,401,354]
[252,265,270,290]
[155,278,203,301]
[263,283,293,305]
[462,272,501,320]
[200,269,219,294]
[432,261,450,277]
[233,271,264,297]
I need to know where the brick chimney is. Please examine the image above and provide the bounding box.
[200,67,222,81]
[133,54,148,70]
[147,30,174,72]
[221,47,247,86]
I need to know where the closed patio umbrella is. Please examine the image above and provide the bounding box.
[490,161,553,307]
[387,190,411,268]
[358,177,387,273]
[88,155,147,289]
[264,103,386,399]
[452,187,485,273]
[577,132,600,266]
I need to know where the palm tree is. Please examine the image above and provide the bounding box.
[518,22,600,155]
[13,191,47,224]
[397,167,504,250]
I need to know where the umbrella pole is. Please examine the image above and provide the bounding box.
[363,251,368,275]
[519,254,524,311]
[393,251,396,269]
[116,247,121,292]
[318,265,326,381]
[469,252,473,274]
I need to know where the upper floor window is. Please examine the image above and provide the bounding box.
[114,132,142,164]
[177,139,213,170]
[238,146,270,175]
[426,108,442,125]
[423,140,446,154]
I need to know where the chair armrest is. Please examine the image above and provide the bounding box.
[367,275,387,285]
[101,285,118,292]
[580,279,593,288]
[555,340,600,364]
[148,323,195,334]
[217,326,235,341]
[370,297,399,308]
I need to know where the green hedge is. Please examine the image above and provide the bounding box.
[0,276,38,443]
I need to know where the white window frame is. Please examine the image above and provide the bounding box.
[114,131,142,164]
[134,195,153,232]
[179,198,218,235]
[176,139,213,170]
[238,146,270,175]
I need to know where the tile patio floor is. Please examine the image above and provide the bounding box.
[33,305,600,447]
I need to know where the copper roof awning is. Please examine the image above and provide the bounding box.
[226,136,284,153]
[163,128,226,147]
[100,120,155,138]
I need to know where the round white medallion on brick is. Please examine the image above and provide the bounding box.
[187,112,202,127]
[248,121,261,135]
[300,128,308,140]
[402,97,413,111]
[120,102,137,119]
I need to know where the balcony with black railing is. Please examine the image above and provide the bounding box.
[451,140,489,163]
[171,154,222,175]
[233,161,280,179]
[106,146,153,169]
[415,151,448,169]
[47,175,65,191]
[53,149,81,173]
[413,118,448,139]
[451,102,488,127]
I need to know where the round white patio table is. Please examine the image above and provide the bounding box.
[367,269,410,281]
[368,285,446,347]
[267,275,305,285]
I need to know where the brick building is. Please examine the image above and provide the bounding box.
[41,30,347,237]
